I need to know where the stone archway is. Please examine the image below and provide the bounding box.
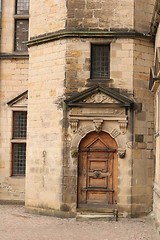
[77,131,118,209]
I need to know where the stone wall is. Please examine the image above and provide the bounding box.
[25,40,66,213]
[132,39,154,216]
[154,86,160,230]
[0,59,28,201]
[65,38,134,94]
[134,0,156,34]
[0,0,29,202]
[0,0,15,52]
[29,0,67,38]
[67,0,134,30]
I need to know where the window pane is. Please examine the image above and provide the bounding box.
[13,112,27,138]
[16,0,29,15]
[15,19,29,52]
[13,143,26,175]
[91,45,110,79]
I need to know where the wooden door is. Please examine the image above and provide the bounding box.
[78,131,118,208]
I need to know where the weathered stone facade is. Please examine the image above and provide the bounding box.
[149,0,160,233]
[0,0,158,220]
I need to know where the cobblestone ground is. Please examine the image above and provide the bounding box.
[0,205,159,240]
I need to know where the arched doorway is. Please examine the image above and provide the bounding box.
[77,131,118,208]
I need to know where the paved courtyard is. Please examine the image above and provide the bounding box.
[0,205,159,240]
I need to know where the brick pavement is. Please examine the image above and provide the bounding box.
[0,205,159,240]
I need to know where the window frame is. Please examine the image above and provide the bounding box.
[91,44,110,80]
[11,110,27,176]
[12,111,27,140]
[14,0,29,52]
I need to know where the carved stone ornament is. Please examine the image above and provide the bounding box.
[110,128,121,139]
[70,120,79,133]
[93,119,103,133]
[78,128,86,137]
[83,92,119,104]
[126,141,133,149]
[118,120,128,134]
[118,149,126,159]
[71,148,78,158]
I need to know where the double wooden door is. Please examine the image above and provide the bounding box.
[78,131,118,208]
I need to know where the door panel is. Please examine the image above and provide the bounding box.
[78,131,118,208]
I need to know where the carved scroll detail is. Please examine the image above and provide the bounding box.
[118,120,128,134]
[93,119,103,133]
[70,120,79,133]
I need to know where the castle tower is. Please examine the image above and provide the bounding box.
[25,0,155,217]
[0,0,156,218]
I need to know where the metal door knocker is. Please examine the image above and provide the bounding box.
[94,172,101,178]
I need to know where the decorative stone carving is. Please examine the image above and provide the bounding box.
[83,92,119,104]
[118,120,128,134]
[71,148,78,158]
[118,149,126,158]
[126,141,133,149]
[70,120,79,133]
[77,128,85,137]
[110,129,121,139]
[93,119,103,133]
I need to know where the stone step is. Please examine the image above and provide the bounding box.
[77,208,116,213]
[76,212,118,221]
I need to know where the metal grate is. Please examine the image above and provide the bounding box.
[15,19,29,52]
[91,45,110,79]
[13,143,26,175]
[13,112,27,138]
[16,0,29,15]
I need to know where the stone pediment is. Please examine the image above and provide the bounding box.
[7,90,28,107]
[82,92,119,104]
[65,85,134,108]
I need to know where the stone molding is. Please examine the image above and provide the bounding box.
[70,115,127,121]
[7,90,28,108]
[0,53,29,59]
[71,124,124,151]
[27,30,153,47]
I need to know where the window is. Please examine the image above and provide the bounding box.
[14,0,29,52]
[91,44,110,79]
[16,0,29,15]
[12,111,27,175]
